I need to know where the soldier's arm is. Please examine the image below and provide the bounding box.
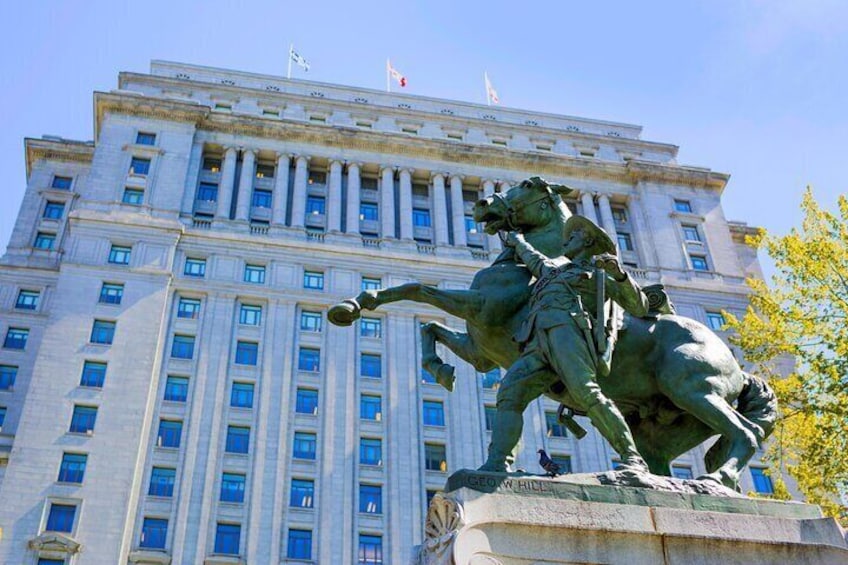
[606,272,650,317]
[511,235,558,278]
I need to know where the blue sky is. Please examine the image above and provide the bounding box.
[2,1,846,268]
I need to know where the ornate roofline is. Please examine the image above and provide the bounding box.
[25,138,94,178]
[93,91,210,141]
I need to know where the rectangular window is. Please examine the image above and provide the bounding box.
[358,534,383,565]
[682,224,701,242]
[303,270,324,290]
[214,523,241,555]
[3,327,28,350]
[361,177,378,190]
[221,472,246,503]
[359,484,382,514]
[360,438,382,466]
[129,157,151,176]
[170,335,195,359]
[480,368,501,390]
[177,297,201,319]
[423,400,445,427]
[58,452,87,483]
[202,157,222,172]
[306,196,326,215]
[298,348,320,372]
[69,405,97,434]
[140,517,167,549]
[38,559,65,565]
[361,277,381,291]
[545,411,567,438]
[425,443,447,472]
[46,503,76,533]
[308,170,327,185]
[484,405,496,431]
[34,232,56,250]
[136,132,156,145]
[300,311,322,332]
[99,283,124,305]
[287,529,312,560]
[674,199,693,213]
[255,163,275,178]
[612,207,628,224]
[90,320,116,344]
[235,341,258,365]
[359,202,379,221]
[226,425,250,454]
[230,382,255,408]
[706,312,726,331]
[413,208,432,227]
[184,257,206,277]
[164,375,189,402]
[290,478,315,508]
[197,182,218,201]
[616,232,634,252]
[80,361,106,388]
[296,388,319,415]
[149,467,176,497]
[16,290,40,310]
[108,245,131,265]
[690,255,709,271]
[360,353,382,379]
[238,304,262,325]
[157,419,183,448]
[360,395,382,421]
[251,189,272,208]
[421,367,437,385]
[551,454,572,473]
[360,318,382,338]
[43,201,65,219]
[750,467,774,494]
[465,215,479,234]
[52,175,72,190]
[426,489,440,507]
[672,464,694,480]
[122,188,144,205]
[0,365,17,390]
[243,264,266,284]
[0,406,5,427]
[293,431,317,460]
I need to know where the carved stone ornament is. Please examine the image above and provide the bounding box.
[28,532,82,555]
[418,493,465,565]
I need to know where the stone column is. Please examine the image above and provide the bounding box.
[271,153,290,225]
[498,179,512,195]
[596,193,619,241]
[481,179,501,252]
[327,159,343,232]
[290,155,309,228]
[345,162,361,235]
[450,174,467,247]
[580,191,599,224]
[431,173,449,246]
[380,165,396,239]
[216,146,238,219]
[398,168,414,240]
[235,148,256,221]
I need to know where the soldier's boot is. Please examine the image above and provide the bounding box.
[587,400,649,473]
[479,409,522,473]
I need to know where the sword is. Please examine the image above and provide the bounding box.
[594,257,606,356]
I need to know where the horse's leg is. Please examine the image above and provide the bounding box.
[358,284,483,321]
[629,414,714,476]
[421,321,496,392]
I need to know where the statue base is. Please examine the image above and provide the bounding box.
[415,469,847,565]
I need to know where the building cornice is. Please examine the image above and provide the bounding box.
[93,91,210,141]
[24,138,94,178]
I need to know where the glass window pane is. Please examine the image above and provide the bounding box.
[423,400,445,426]
[214,523,241,555]
[99,283,124,304]
[171,335,195,359]
[303,271,324,290]
[672,465,693,479]
[15,290,40,310]
[130,157,151,176]
[244,264,266,284]
[674,199,692,213]
[108,245,131,265]
[220,472,246,503]
[287,529,312,559]
[123,188,144,205]
[691,255,709,271]
[46,503,76,532]
[157,419,183,448]
[484,405,496,431]
[230,382,255,408]
[0,365,17,390]
[235,341,258,365]
[298,348,320,372]
[360,318,382,338]
[293,432,316,459]
[52,176,72,189]
[225,426,250,454]
[80,361,106,388]
[58,453,87,483]
[43,201,65,219]
[69,405,97,434]
[136,132,156,145]
[300,311,322,332]
[413,208,431,227]
[360,395,382,421]
[34,232,55,250]
[164,376,189,402]
[203,157,221,172]
[359,203,378,221]
[306,196,326,215]
[197,182,218,201]
[252,189,273,208]
[4,328,29,350]
[751,467,774,494]
[90,320,116,344]
[296,388,319,415]
[290,478,314,508]
[360,354,381,378]
[359,484,382,514]
[359,438,382,466]
[424,443,447,472]
[140,517,167,549]
[545,411,567,438]
[177,297,201,319]
[358,534,383,565]
[149,467,176,497]
[184,258,206,277]
[361,277,381,291]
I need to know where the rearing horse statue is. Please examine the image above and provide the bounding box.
[329,177,777,490]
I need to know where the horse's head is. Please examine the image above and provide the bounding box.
[473,176,573,236]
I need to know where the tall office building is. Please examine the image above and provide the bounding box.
[0,61,771,564]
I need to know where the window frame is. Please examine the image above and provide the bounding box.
[706,311,726,331]
[230,382,255,409]
[674,199,693,213]
[183,257,207,277]
[0,365,17,390]
[170,334,195,359]
[298,347,321,372]
[129,156,151,176]
[197,182,219,202]
[303,270,324,290]
[225,425,251,454]
[90,319,116,345]
[177,297,201,319]
[33,232,56,250]
[690,254,709,271]
[424,443,447,472]
[164,375,189,402]
[360,394,382,421]
[69,405,97,434]
[360,353,382,379]
[57,452,87,484]
[293,431,317,460]
[359,437,382,466]
[220,472,246,503]
[79,361,106,388]
[140,517,168,549]
[135,132,157,146]
[243,264,266,284]
[360,318,382,338]
[234,341,259,366]
[15,289,40,310]
[213,522,241,556]
[359,483,382,514]
[43,201,65,220]
[422,400,445,427]
[3,327,29,350]
[299,310,322,332]
[108,245,131,265]
[149,466,176,497]
[45,502,77,533]
[287,529,313,560]
[295,388,319,415]
[99,282,124,305]
[289,478,315,508]
[157,419,183,449]
[122,187,145,206]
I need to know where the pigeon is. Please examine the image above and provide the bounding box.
[538,449,561,477]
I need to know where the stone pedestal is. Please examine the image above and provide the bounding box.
[416,470,848,565]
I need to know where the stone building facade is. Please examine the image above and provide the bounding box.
[0,61,770,564]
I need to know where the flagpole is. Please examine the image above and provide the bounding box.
[288,44,293,79]
[386,59,391,93]
[484,72,490,106]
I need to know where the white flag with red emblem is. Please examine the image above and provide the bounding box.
[386,59,407,90]
[485,72,499,105]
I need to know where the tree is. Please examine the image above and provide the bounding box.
[725,188,848,522]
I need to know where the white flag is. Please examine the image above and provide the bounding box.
[290,47,310,72]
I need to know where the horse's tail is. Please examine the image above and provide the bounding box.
[737,371,779,444]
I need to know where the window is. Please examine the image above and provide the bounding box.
[358,534,383,565]
[99,283,124,305]
[421,367,437,385]
[197,182,218,201]
[293,431,316,459]
[255,163,275,178]
[690,255,709,271]
[157,419,183,448]
[122,187,144,205]
[750,467,774,494]
[0,365,17,390]
[230,382,255,408]
[16,290,40,310]
[140,517,167,549]
[0,406,5,427]
[361,277,381,291]
[33,232,55,250]
[171,335,195,359]
[674,199,693,213]
[149,467,176,497]
[164,376,189,402]
[359,484,382,514]
[235,341,259,365]
[672,464,694,480]
[136,132,156,145]
[446,133,463,141]
[360,318,382,338]
[303,270,324,290]
[535,143,552,152]
[308,170,327,185]
[4,328,28,350]
[243,264,265,284]
[108,245,131,265]
[706,312,726,331]
[360,395,382,421]
[80,361,106,388]
[251,189,272,208]
[58,453,87,483]
[360,353,381,378]
[682,224,701,242]
[612,207,628,224]
[545,411,567,438]
[298,348,320,372]
[90,320,116,344]
[52,175,72,189]
[300,311,322,332]
[129,157,151,176]
[43,201,65,219]
[413,208,431,227]
[465,216,479,234]
[426,489,440,507]
[484,405,496,431]
[360,438,382,466]
[46,503,76,532]
[215,102,232,112]
[616,232,634,252]
[184,257,206,277]
[481,368,501,390]
[296,388,319,415]
[214,523,241,555]
[203,157,222,172]
[360,203,378,221]
[551,454,572,473]
[425,443,447,472]
[221,472,246,503]
[226,425,250,454]
[491,139,508,147]
[69,405,97,434]
[290,478,315,508]
[287,529,312,560]
[306,196,326,215]
[177,297,201,319]
[423,400,445,427]
[361,177,378,190]
[38,559,65,565]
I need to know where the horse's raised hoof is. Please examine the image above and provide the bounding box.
[436,364,456,392]
[696,471,737,490]
[327,299,361,327]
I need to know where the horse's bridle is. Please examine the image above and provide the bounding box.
[492,182,557,233]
